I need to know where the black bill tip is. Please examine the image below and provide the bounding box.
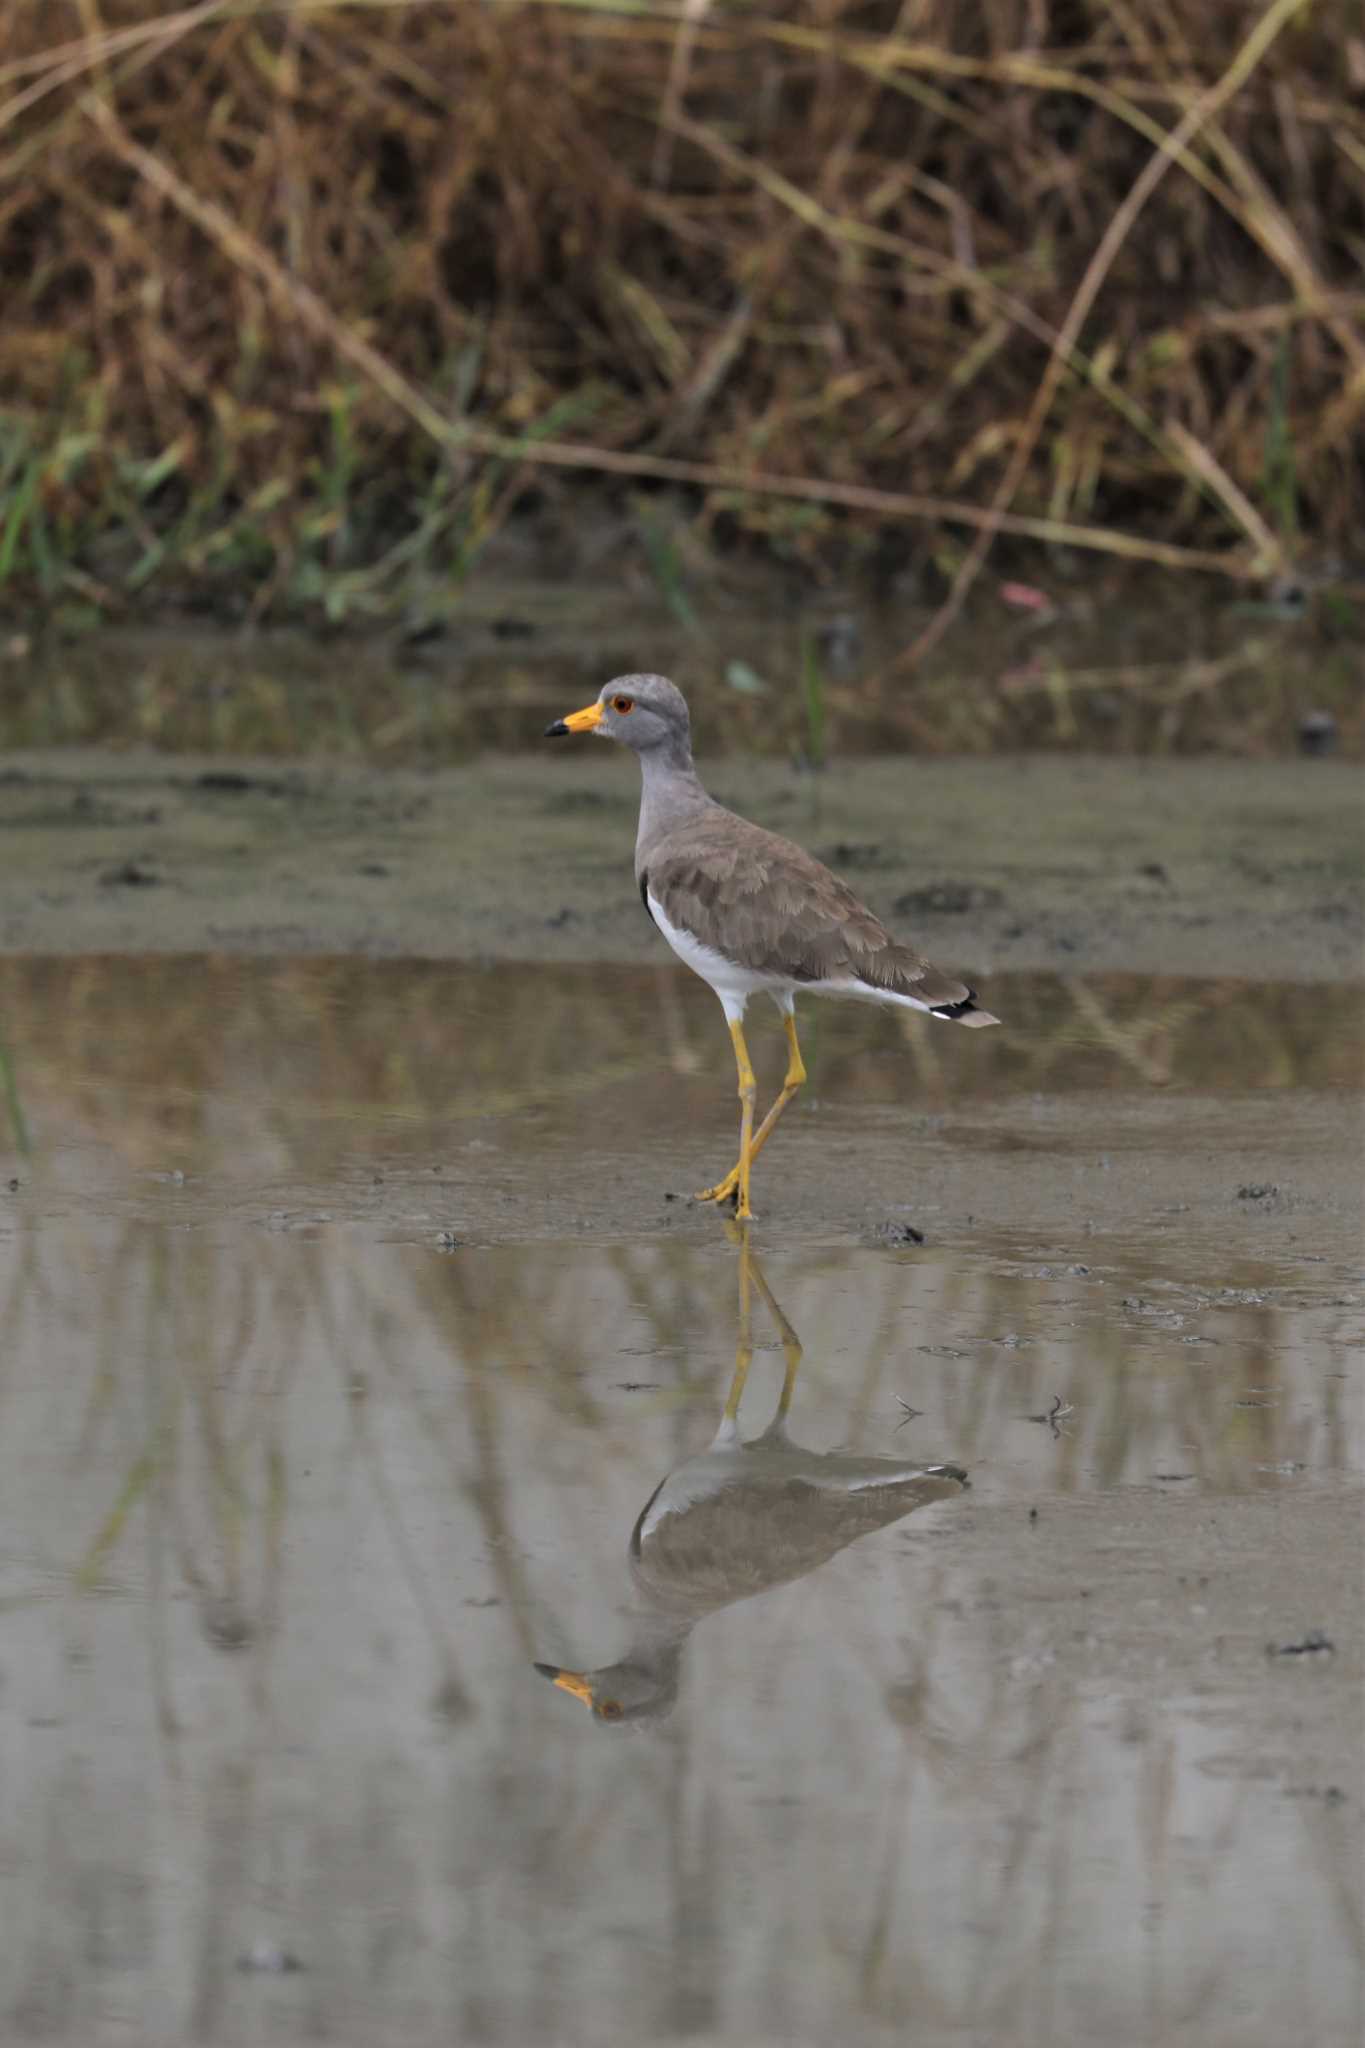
[533,1661,561,1679]
[544,719,569,738]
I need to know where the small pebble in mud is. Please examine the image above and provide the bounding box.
[1237,1183,1279,1200]
[435,1230,461,1251]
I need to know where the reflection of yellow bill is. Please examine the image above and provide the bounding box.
[535,1663,594,1706]
[545,700,605,736]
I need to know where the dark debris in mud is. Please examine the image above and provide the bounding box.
[1298,711,1340,757]
[194,770,295,796]
[1268,1630,1336,1659]
[816,840,895,872]
[893,881,1006,917]
[99,859,160,888]
[866,1221,926,1247]
[1026,1396,1075,1437]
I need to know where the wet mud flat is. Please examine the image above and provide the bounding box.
[0,747,1360,980]
[0,941,1362,2046]
[0,749,1361,2046]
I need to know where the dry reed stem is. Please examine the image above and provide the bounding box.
[887,0,1311,680]
[79,93,1254,577]
[650,0,709,189]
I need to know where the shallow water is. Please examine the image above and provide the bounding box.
[0,957,1362,2045]
[6,583,1363,758]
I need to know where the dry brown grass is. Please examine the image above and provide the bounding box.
[1,0,1361,632]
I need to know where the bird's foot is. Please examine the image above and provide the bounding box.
[694,1170,753,1221]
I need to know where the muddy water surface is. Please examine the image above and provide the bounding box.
[0,953,1361,2045]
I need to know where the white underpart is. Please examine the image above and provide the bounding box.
[646,892,782,1021]
[646,892,941,1023]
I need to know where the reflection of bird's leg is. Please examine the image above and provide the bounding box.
[718,1221,756,1433]
[748,1250,803,1426]
[697,1011,806,1211]
[719,1222,804,1437]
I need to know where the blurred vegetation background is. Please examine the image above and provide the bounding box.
[0,0,1361,733]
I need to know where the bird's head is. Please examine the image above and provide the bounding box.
[533,1654,681,1726]
[544,673,691,758]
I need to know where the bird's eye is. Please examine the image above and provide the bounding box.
[610,696,635,715]
[599,1699,624,1719]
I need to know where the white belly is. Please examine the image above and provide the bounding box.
[646,892,784,1021]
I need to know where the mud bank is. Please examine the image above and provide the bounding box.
[0,749,1360,980]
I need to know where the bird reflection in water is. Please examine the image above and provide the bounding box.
[535,1226,967,1725]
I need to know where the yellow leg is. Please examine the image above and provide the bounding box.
[730,1017,758,1219]
[696,1012,806,1210]
[694,1017,758,1216]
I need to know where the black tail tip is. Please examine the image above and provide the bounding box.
[929,990,999,1027]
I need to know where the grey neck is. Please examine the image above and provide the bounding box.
[635,742,712,863]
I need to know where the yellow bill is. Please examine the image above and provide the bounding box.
[544,700,605,737]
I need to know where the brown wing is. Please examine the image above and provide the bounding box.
[643,809,975,1008]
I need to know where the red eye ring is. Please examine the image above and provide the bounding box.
[600,1699,624,1719]
[611,695,635,715]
